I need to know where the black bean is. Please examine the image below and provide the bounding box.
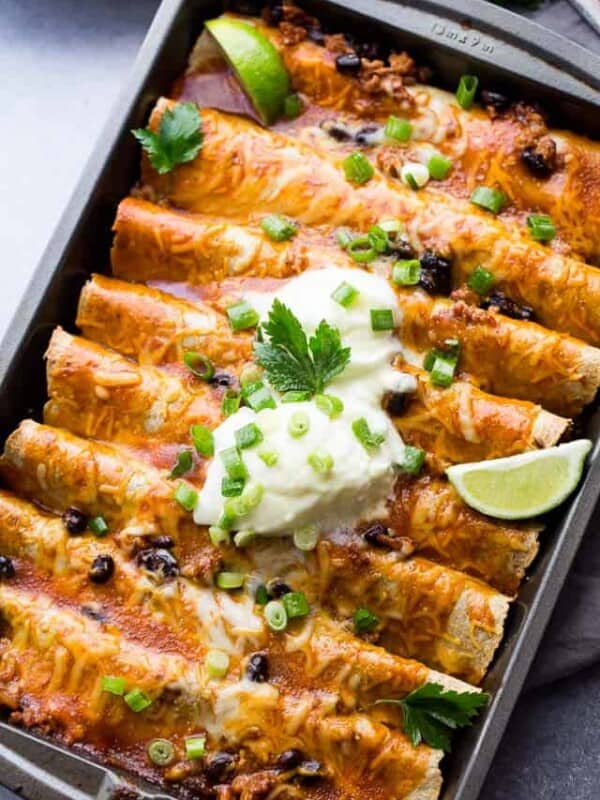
[151,535,175,550]
[356,41,387,61]
[480,89,510,111]
[277,749,305,771]
[307,27,325,45]
[205,752,236,784]
[388,239,416,259]
[0,555,15,580]
[136,548,179,580]
[265,1,284,26]
[520,146,555,177]
[81,604,107,622]
[211,372,234,388]
[62,507,88,535]
[419,251,453,296]
[354,124,381,146]
[363,522,390,547]
[246,652,269,683]
[266,578,292,598]
[385,393,407,416]
[89,554,114,584]
[296,760,325,781]
[483,291,535,321]
[320,119,353,142]
[335,53,361,75]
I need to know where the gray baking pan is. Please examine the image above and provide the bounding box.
[0,1,599,799]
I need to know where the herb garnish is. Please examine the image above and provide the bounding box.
[132,102,203,175]
[375,682,489,752]
[253,299,351,397]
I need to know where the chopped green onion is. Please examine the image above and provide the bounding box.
[221,390,241,417]
[234,529,256,547]
[335,228,354,248]
[282,591,310,619]
[147,739,175,766]
[347,236,376,263]
[245,384,276,411]
[217,508,236,531]
[221,476,245,497]
[240,483,264,511]
[315,393,344,419]
[370,308,395,331]
[185,736,206,760]
[227,300,259,331]
[404,172,419,190]
[331,281,360,308]
[174,482,197,512]
[220,447,248,481]
[470,185,506,214]
[89,516,109,537]
[456,74,479,109]
[235,422,263,450]
[208,525,230,546]
[430,356,457,387]
[216,571,245,590]
[258,449,279,467]
[240,363,263,387]
[241,379,264,398]
[352,417,385,451]
[401,162,429,190]
[343,151,374,184]
[427,153,453,180]
[255,584,269,605]
[283,93,302,119]
[353,607,380,633]
[124,688,152,713]
[183,352,215,381]
[392,259,421,286]
[307,449,334,475]
[265,599,288,632]
[378,218,403,235]
[168,449,193,479]
[190,424,214,457]
[368,225,390,254]
[396,445,426,476]
[288,411,310,438]
[467,266,494,296]
[384,115,412,142]
[282,390,312,403]
[260,214,297,242]
[293,524,320,551]
[206,649,230,679]
[101,675,126,696]
[527,213,556,242]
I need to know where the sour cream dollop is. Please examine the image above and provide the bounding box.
[194,268,416,535]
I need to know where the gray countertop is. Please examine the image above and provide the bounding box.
[0,1,599,798]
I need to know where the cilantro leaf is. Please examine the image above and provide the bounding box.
[254,300,350,396]
[132,102,203,175]
[375,682,489,752]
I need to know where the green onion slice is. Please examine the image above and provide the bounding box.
[208,525,230,546]
[368,225,390,254]
[227,300,259,331]
[168,449,193,479]
[174,482,197,512]
[370,308,395,331]
[343,151,374,184]
[265,599,288,632]
[101,675,126,696]
[233,529,256,548]
[392,259,421,286]
[427,153,453,180]
[456,74,479,109]
[527,213,556,242]
[221,390,241,417]
[315,393,344,418]
[353,607,380,633]
[183,351,215,381]
[282,591,310,619]
[347,236,376,263]
[216,571,245,590]
[293,524,320,551]
[396,445,426,476]
[235,422,263,450]
[307,449,334,475]
[288,411,310,438]
[190,424,215,457]
[148,739,175,766]
[430,356,456,387]
[124,688,152,713]
[352,417,386,451]
[467,266,494,296]
[378,218,403,235]
[255,584,269,605]
[185,736,206,760]
[205,649,230,678]
[220,447,248,481]
[258,449,279,467]
[470,185,506,214]
[221,476,245,497]
[89,516,109,537]
[240,363,263,387]
[384,115,412,142]
[281,390,312,403]
[331,281,360,308]
[260,214,297,242]
[245,384,276,412]
[335,228,354,248]
[283,93,302,119]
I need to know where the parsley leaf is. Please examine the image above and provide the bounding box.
[132,102,203,175]
[254,299,351,396]
[375,682,489,752]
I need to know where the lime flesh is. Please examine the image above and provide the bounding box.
[206,17,290,125]
[446,440,592,520]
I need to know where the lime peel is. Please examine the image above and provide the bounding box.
[446,440,592,520]
[206,17,291,125]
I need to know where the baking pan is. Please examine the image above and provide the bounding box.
[0,1,599,799]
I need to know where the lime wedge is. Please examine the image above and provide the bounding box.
[446,440,592,520]
[206,17,291,125]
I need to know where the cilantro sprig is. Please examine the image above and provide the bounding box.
[132,102,203,175]
[253,300,351,396]
[375,682,489,752]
